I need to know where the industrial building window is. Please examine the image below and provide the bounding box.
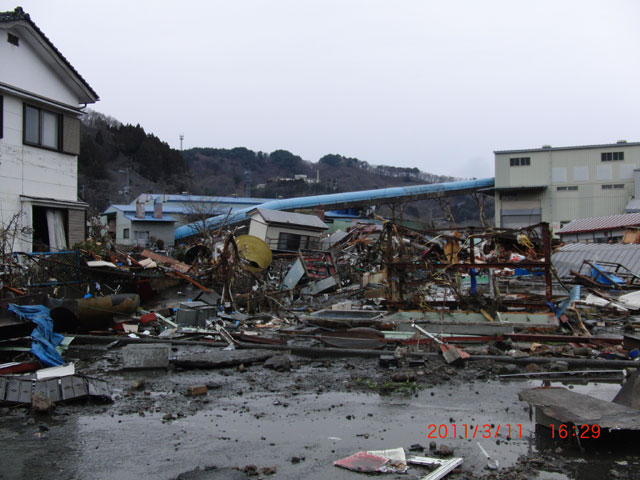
[602,184,625,189]
[510,157,530,167]
[601,152,624,161]
[23,104,61,150]
[557,186,578,191]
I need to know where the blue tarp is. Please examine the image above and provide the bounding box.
[8,304,64,367]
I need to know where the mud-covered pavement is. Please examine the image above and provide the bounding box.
[2,344,640,480]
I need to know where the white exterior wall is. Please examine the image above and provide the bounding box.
[248,219,269,240]
[112,210,131,245]
[131,222,175,248]
[248,216,325,248]
[0,25,80,106]
[0,20,93,252]
[109,211,175,248]
[495,144,640,231]
[0,93,80,251]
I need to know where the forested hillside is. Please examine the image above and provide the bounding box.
[78,110,493,226]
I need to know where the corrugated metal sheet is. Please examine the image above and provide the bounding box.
[557,213,640,235]
[552,243,640,278]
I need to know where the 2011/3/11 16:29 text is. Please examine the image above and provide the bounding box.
[427,424,522,439]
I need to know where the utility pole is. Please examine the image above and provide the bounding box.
[245,169,251,197]
[119,168,130,203]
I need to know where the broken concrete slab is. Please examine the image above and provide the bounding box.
[122,344,170,369]
[613,368,640,410]
[519,386,640,437]
[171,349,276,369]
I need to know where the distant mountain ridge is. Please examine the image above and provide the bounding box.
[78,110,491,226]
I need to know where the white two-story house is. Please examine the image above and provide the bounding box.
[0,7,98,252]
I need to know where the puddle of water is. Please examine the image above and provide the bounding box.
[1,378,638,480]
[67,380,538,479]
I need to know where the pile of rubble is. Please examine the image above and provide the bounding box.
[1,220,640,478]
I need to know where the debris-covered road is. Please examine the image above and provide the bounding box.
[2,348,639,480]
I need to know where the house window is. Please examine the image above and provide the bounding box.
[510,157,530,167]
[602,184,625,190]
[557,186,578,191]
[7,33,19,46]
[24,104,61,150]
[601,152,624,161]
[277,232,312,251]
[123,228,130,239]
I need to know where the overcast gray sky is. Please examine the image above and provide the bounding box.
[7,0,640,178]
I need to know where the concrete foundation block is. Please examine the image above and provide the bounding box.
[122,344,170,369]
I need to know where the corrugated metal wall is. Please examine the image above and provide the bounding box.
[552,243,640,278]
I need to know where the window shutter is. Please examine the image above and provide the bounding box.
[62,115,81,155]
[67,208,85,246]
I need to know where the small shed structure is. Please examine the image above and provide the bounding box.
[247,208,328,251]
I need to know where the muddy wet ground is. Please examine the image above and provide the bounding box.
[2,343,640,480]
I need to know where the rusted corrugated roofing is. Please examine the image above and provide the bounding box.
[552,243,640,278]
[557,213,640,235]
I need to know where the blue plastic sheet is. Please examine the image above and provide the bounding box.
[591,263,624,286]
[8,304,64,367]
[469,268,479,294]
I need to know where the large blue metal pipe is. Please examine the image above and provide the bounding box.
[175,177,495,240]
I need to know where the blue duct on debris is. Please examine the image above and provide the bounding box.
[8,304,64,366]
[175,177,495,240]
